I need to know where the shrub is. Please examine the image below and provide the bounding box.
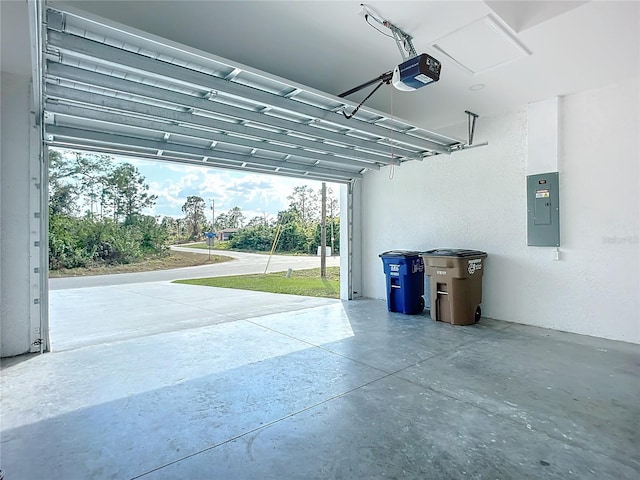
[49,212,169,270]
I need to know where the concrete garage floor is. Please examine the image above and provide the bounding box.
[1,283,639,479]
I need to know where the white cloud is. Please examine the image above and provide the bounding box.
[122,159,338,220]
[51,149,340,220]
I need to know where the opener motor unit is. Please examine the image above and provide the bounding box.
[392,53,441,91]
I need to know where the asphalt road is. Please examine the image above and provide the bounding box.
[49,247,340,290]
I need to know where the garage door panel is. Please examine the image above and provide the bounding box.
[45,90,393,172]
[47,125,362,180]
[46,65,407,165]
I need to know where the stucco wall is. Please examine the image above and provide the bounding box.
[1,72,34,356]
[360,78,639,344]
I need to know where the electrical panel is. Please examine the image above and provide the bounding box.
[527,172,560,246]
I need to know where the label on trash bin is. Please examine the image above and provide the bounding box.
[411,259,424,273]
[390,264,399,276]
[468,259,482,275]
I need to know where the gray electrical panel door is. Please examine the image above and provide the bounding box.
[527,172,560,246]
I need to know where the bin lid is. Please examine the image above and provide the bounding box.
[379,250,422,258]
[421,248,487,258]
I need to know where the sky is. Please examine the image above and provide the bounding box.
[113,156,338,223]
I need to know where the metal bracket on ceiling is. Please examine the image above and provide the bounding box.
[360,4,417,61]
[465,110,479,145]
[387,23,417,61]
[445,111,488,153]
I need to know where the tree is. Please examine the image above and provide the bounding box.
[49,183,77,216]
[128,214,168,253]
[182,196,207,240]
[214,212,229,231]
[287,185,319,224]
[48,149,159,221]
[48,149,171,270]
[229,224,275,251]
[246,215,270,228]
[276,209,309,253]
[103,163,157,223]
[161,216,181,242]
[227,206,245,228]
[214,207,246,230]
[48,149,113,217]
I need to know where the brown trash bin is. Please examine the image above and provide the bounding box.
[421,249,488,325]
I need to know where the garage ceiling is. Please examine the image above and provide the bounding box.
[50,1,639,131]
[24,1,639,182]
[42,5,468,184]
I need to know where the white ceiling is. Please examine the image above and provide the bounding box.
[44,0,639,131]
[1,1,638,132]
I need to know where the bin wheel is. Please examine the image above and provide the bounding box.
[474,306,481,323]
[419,296,425,313]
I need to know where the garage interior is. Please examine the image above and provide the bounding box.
[1,1,639,479]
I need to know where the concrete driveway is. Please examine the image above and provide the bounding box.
[48,249,341,351]
[49,282,339,351]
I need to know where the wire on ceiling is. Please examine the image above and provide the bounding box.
[365,14,394,39]
[388,83,395,180]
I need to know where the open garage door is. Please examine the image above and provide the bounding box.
[42,6,465,183]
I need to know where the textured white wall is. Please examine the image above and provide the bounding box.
[360,78,639,344]
[557,78,639,342]
[1,72,34,356]
[527,97,560,175]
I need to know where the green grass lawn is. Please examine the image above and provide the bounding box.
[173,267,340,298]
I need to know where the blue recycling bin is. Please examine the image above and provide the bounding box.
[379,250,425,315]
